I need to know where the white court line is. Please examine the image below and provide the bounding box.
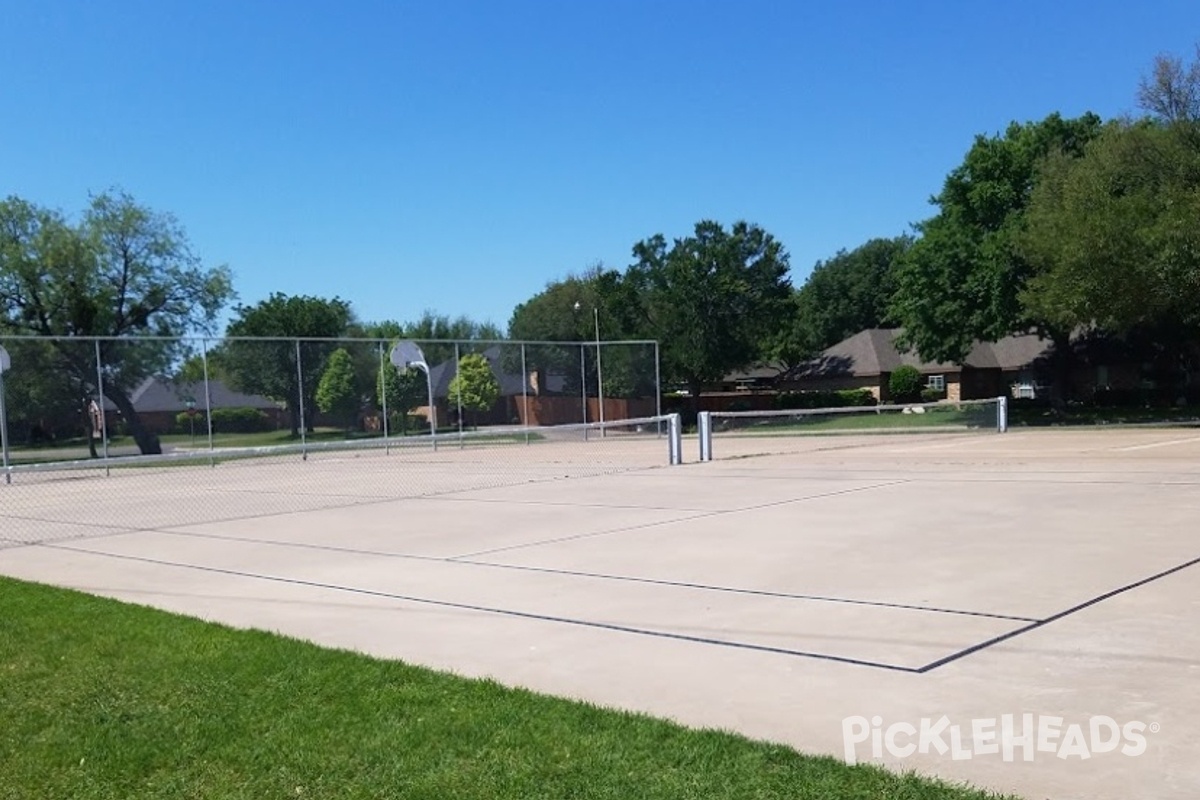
[1113,435,1200,452]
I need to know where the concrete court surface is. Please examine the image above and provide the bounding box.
[2,427,1199,799]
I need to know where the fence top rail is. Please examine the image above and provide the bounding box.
[706,397,1005,419]
[0,334,660,347]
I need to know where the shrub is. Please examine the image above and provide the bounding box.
[888,366,923,403]
[209,407,273,433]
[920,387,944,403]
[775,389,876,410]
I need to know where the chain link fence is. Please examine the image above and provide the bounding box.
[0,335,661,466]
[0,335,673,546]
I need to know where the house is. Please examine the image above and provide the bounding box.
[100,377,285,434]
[412,345,656,428]
[781,328,1053,402]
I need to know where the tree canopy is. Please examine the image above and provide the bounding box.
[625,220,792,399]
[447,353,500,426]
[315,347,360,430]
[0,191,233,453]
[775,236,911,365]
[890,112,1105,363]
[217,293,353,436]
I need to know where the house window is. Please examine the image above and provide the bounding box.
[1096,365,1109,389]
[926,374,945,392]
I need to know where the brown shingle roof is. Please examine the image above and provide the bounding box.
[793,329,1051,378]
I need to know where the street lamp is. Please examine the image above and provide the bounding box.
[573,301,605,434]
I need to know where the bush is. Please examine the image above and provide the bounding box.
[920,387,944,403]
[775,389,877,410]
[888,366,923,403]
[208,407,273,433]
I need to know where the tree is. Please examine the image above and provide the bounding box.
[399,311,502,366]
[625,220,792,404]
[0,191,233,454]
[890,113,1104,365]
[218,293,352,436]
[377,362,427,433]
[888,365,923,403]
[505,264,654,398]
[774,236,911,366]
[1138,44,1200,125]
[446,353,500,427]
[315,348,360,431]
[1019,119,1200,346]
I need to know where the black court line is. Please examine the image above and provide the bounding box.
[143,527,1035,623]
[453,479,912,559]
[917,553,1200,673]
[0,463,671,548]
[39,543,919,673]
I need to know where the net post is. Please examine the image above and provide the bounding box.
[667,412,683,465]
[698,411,712,462]
[997,395,1009,433]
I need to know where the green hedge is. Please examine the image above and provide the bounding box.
[775,389,877,410]
[176,406,274,433]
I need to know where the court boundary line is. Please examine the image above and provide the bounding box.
[38,542,922,674]
[916,553,1200,672]
[140,526,1036,623]
[452,479,911,559]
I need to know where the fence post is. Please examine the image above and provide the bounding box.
[454,342,463,447]
[654,341,662,438]
[379,341,390,454]
[94,339,110,476]
[0,348,10,485]
[579,343,588,441]
[698,411,712,462]
[668,412,683,465]
[201,339,216,468]
[997,395,1009,434]
[295,339,307,460]
[521,343,529,445]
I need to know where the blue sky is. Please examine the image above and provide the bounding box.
[2,1,1196,333]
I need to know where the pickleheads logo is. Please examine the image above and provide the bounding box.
[842,714,1157,764]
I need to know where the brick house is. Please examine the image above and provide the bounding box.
[101,377,285,434]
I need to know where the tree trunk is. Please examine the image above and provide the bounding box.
[105,385,163,455]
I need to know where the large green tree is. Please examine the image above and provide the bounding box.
[625,220,792,402]
[1019,119,1200,388]
[0,192,233,454]
[774,235,911,365]
[506,265,653,398]
[217,293,352,436]
[890,112,1104,364]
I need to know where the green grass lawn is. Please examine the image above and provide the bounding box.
[0,577,1014,800]
[727,408,989,435]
